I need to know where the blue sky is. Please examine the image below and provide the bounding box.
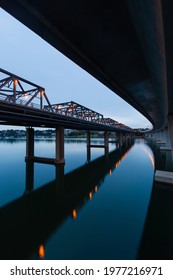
[0,8,152,129]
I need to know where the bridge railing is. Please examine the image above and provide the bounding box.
[0,93,40,110]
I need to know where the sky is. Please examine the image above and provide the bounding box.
[0,8,152,129]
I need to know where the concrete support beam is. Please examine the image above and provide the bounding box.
[86,130,109,159]
[116,132,120,143]
[117,132,122,143]
[109,132,117,143]
[104,131,109,156]
[167,115,173,155]
[160,146,172,151]
[160,130,166,143]
[165,125,171,149]
[26,127,34,161]
[25,127,65,165]
[116,132,123,148]
[154,130,166,145]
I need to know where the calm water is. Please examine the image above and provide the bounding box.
[0,138,155,259]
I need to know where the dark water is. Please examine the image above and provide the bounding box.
[138,140,173,260]
[0,138,155,259]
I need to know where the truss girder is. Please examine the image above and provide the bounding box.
[0,68,52,111]
[0,68,133,131]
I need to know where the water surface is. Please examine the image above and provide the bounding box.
[0,138,154,259]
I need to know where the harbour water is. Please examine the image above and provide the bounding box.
[0,138,155,259]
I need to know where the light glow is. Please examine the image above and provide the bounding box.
[72,209,77,219]
[38,244,45,259]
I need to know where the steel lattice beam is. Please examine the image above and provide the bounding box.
[0,68,52,111]
[0,68,133,131]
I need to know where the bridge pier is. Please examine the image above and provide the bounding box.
[26,127,34,161]
[154,118,173,185]
[164,126,171,150]
[55,127,65,164]
[117,132,123,145]
[104,131,109,150]
[167,116,173,152]
[25,127,65,164]
[86,130,109,161]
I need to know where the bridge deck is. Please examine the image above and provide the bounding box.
[0,100,132,132]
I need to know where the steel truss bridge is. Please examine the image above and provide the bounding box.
[0,68,134,133]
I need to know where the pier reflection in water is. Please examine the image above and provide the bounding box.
[0,139,154,259]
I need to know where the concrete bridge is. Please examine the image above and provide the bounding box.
[0,0,171,131]
[1,2,173,175]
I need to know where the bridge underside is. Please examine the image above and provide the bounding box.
[1,0,173,130]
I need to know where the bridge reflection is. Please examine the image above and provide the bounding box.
[0,141,134,259]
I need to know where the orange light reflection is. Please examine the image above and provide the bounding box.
[38,244,45,259]
[89,192,92,200]
[72,209,77,219]
[142,147,155,169]
[116,160,120,168]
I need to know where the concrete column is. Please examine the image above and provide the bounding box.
[165,126,171,148]
[114,132,117,142]
[26,127,34,160]
[130,133,133,141]
[157,131,161,141]
[153,132,157,140]
[167,116,173,150]
[160,130,166,143]
[116,132,120,143]
[116,132,122,147]
[55,127,65,164]
[156,131,160,140]
[120,133,123,142]
[104,131,109,155]
[165,151,172,170]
